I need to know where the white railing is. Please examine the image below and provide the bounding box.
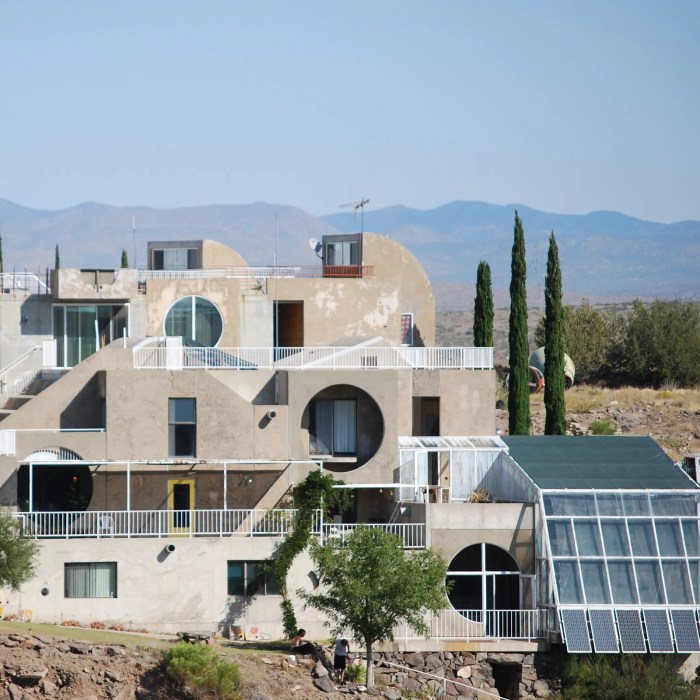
[133,345,494,371]
[322,523,425,549]
[393,608,546,641]
[14,508,319,539]
[0,272,51,295]
[138,265,374,281]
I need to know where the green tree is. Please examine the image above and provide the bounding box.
[623,299,700,387]
[299,526,449,688]
[0,509,39,589]
[54,244,60,270]
[121,249,129,268]
[544,232,566,434]
[508,211,530,435]
[473,260,494,347]
[0,229,4,276]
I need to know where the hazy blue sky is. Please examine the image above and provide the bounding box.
[1,1,699,222]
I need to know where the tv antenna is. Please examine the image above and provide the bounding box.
[340,197,370,232]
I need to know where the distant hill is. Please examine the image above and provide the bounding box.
[1,198,697,309]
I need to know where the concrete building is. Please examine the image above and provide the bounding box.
[0,233,698,662]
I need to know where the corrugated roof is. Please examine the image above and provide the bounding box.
[502,435,696,490]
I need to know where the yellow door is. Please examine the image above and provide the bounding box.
[168,479,195,534]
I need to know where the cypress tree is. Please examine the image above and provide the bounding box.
[54,245,60,270]
[473,260,494,347]
[544,232,566,434]
[508,211,530,435]
[121,249,129,268]
[0,230,4,276]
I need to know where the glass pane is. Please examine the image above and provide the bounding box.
[596,493,623,516]
[310,399,333,455]
[227,562,244,595]
[333,400,356,455]
[608,560,638,604]
[655,521,684,556]
[683,521,700,556]
[688,560,700,604]
[580,561,611,604]
[651,493,697,517]
[543,494,596,516]
[623,494,651,516]
[601,522,630,556]
[169,398,196,423]
[548,520,575,556]
[165,298,192,338]
[662,560,693,604]
[628,521,658,556]
[53,305,65,367]
[194,297,223,346]
[635,561,665,604]
[574,521,603,556]
[553,560,584,604]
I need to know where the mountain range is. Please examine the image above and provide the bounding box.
[0,198,697,310]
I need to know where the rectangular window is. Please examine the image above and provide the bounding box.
[400,313,414,346]
[326,241,358,266]
[65,562,117,598]
[309,399,356,457]
[169,398,196,457]
[152,248,199,270]
[227,561,280,596]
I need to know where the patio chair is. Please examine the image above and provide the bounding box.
[97,515,114,537]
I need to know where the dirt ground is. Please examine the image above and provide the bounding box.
[0,625,370,700]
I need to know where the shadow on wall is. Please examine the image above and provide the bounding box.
[218,593,254,640]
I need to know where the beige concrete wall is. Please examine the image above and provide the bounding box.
[201,240,248,268]
[430,502,535,574]
[53,269,139,300]
[0,296,53,369]
[8,537,329,637]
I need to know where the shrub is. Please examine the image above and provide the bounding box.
[89,621,106,630]
[165,642,241,700]
[562,654,695,700]
[590,418,616,435]
[344,662,367,684]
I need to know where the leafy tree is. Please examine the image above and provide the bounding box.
[54,244,60,270]
[270,470,348,637]
[623,299,700,387]
[544,232,566,434]
[0,229,4,276]
[0,509,39,589]
[508,211,530,434]
[299,526,449,688]
[473,260,494,347]
[121,249,129,268]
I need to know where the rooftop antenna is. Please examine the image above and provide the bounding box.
[340,197,370,233]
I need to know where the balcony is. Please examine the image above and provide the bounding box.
[133,341,494,371]
[14,509,425,547]
[138,265,374,283]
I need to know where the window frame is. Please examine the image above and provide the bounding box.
[169,398,197,457]
[309,398,357,458]
[64,562,117,598]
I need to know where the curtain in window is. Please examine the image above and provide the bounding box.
[165,298,191,339]
[333,400,356,454]
[65,563,115,597]
[164,249,188,270]
[310,400,333,454]
[194,298,223,346]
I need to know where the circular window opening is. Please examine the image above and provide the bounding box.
[446,544,520,617]
[164,296,223,347]
[304,384,384,472]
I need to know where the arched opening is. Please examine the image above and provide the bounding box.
[447,544,521,615]
[17,449,92,512]
[303,384,384,472]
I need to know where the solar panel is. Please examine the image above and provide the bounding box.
[561,609,591,653]
[670,609,700,652]
[644,609,674,652]
[616,610,646,652]
[589,609,619,652]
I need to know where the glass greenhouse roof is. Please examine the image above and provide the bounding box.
[542,489,700,653]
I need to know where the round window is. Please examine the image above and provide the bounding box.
[164,296,223,346]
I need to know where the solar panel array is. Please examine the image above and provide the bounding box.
[560,608,700,653]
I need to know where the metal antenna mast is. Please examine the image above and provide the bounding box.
[340,197,370,232]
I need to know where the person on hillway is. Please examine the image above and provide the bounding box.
[291,629,316,656]
[333,638,350,683]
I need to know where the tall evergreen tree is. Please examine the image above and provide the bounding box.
[121,249,129,268]
[508,211,530,435]
[54,244,60,270]
[544,232,566,434]
[0,230,4,276]
[473,260,494,347]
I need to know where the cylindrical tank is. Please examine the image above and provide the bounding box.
[529,347,575,389]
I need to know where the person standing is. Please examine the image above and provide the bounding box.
[333,638,350,683]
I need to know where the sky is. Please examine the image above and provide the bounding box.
[1,1,699,223]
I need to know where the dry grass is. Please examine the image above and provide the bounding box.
[563,385,700,413]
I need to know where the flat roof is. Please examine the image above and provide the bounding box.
[502,435,696,490]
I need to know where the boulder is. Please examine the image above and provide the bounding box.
[313,675,335,693]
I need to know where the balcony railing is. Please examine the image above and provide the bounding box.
[393,608,546,641]
[14,509,424,547]
[133,344,494,371]
[138,265,374,282]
